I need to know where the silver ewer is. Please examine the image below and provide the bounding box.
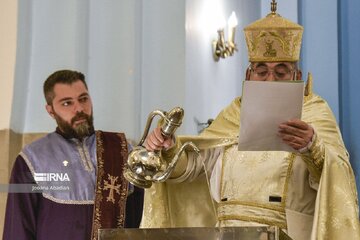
[124,107,200,188]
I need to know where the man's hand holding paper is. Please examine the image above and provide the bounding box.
[238,80,313,152]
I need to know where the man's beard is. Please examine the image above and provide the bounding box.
[54,111,94,140]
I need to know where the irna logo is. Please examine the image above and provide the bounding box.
[34,173,70,182]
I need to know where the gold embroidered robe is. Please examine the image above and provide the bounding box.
[141,83,360,240]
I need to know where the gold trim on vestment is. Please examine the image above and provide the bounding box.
[218,214,287,229]
[281,153,295,207]
[20,152,37,176]
[42,193,94,204]
[91,131,129,238]
[75,140,94,172]
[91,131,104,240]
[218,200,285,212]
[116,132,129,227]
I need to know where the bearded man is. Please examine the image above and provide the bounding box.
[3,70,144,240]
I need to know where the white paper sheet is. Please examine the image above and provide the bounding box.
[238,81,304,152]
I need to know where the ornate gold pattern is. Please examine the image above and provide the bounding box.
[116,132,129,228]
[90,131,130,236]
[219,148,295,229]
[103,174,121,204]
[91,131,105,240]
[281,153,296,207]
[218,214,287,229]
[219,200,285,213]
[244,12,303,62]
[83,141,94,171]
[75,140,94,172]
[300,133,323,181]
[142,93,360,239]
[308,133,325,169]
[220,149,295,205]
[264,39,277,57]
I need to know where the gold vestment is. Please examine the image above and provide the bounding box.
[141,81,360,240]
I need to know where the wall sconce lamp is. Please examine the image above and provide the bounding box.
[213,11,238,61]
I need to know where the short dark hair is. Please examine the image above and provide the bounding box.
[43,70,87,104]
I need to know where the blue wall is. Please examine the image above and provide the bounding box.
[339,0,360,195]
[299,0,339,121]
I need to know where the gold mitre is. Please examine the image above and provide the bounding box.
[244,0,303,62]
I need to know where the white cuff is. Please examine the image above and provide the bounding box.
[298,129,316,154]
